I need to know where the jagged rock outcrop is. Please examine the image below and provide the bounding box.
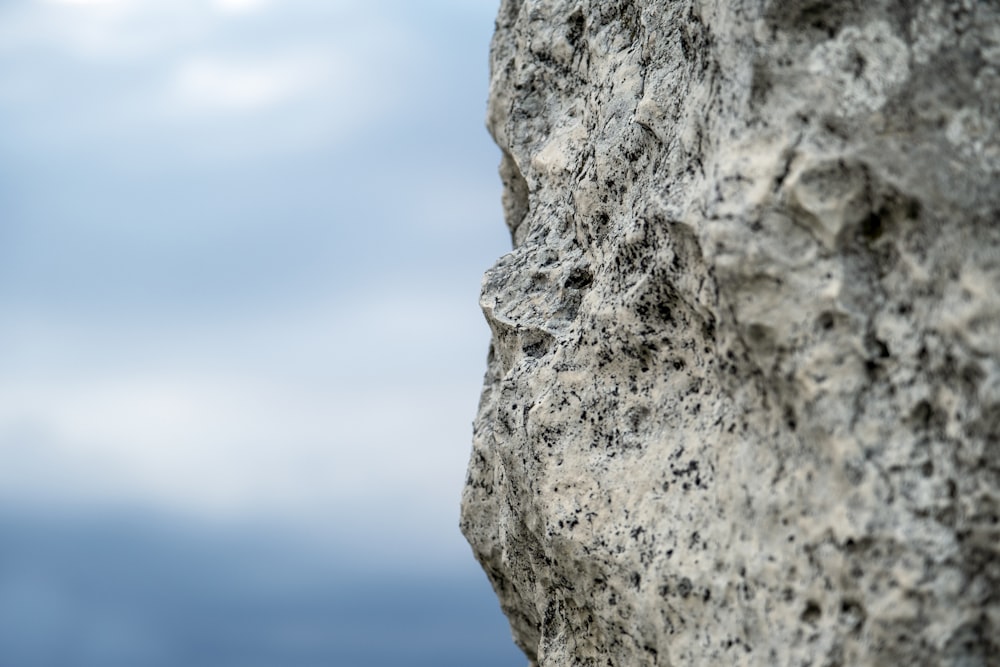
[461,1,1000,665]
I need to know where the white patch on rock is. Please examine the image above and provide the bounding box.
[807,21,910,117]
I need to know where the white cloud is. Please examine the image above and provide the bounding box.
[212,0,269,14]
[41,0,131,6]
[7,1,204,60]
[165,54,326,114]
[0,372,476,524]
[0,0,422,161]
[0,289,487,533]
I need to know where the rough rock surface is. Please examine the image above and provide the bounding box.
[461,1,1000,665]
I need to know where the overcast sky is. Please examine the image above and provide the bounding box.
[0,0,508,573]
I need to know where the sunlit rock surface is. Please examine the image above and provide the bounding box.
[462,1,1000,665]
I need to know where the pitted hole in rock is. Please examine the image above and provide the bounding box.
[764,0,862,38]
[859,210,885,241]
[746,322,775,350]
[960,362,985,394]
[565,9,585,48]
[857,186,922,247]
[564,267,594,290]
[801,600,822,625]
[816,310,837,331]
[863,333,890,372]
[626,405,650,432]
[558,267,593,321]
[839,599,866,635]
[909,400,935,429]
[784,405,798,431]
[521,331,554,359]
[677,577,693,598]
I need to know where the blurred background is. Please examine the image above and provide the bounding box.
[0,0,521,665]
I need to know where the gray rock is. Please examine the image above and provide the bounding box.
[461,1,1000,665]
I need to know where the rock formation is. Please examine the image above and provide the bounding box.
[461,1,1000,665]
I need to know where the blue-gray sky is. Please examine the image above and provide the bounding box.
[0,0,509,573]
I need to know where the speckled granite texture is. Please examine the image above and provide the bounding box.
[460,1,1000,665]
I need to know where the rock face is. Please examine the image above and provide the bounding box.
[460,1,1000,665]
